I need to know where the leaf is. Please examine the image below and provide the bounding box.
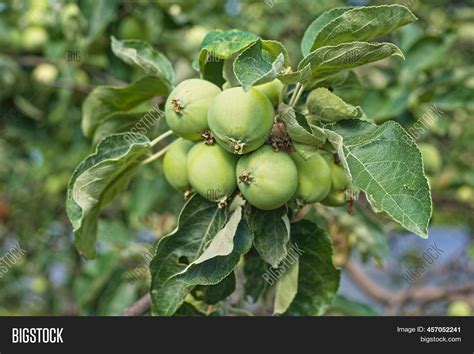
[177,206,252,285]
[278,104,326,159]
[82,0,120,41]
[192,273,236,305]
[329,295,380,316]
[92,111,158,145]
[433,86,474,112]
[395,23,425,53]
[301,7,352,56]
[400,36,455,83]
[326,120,432,237]
[66,134,151,259]
[175,302,206,316]
[262,40,290,65]
[308,69,359,90]
[150,200,252,315]
[149,195,227,316]
[360,87,408,123]
[278,64,312,85]
[243,249,269,303]
[198,29,259,75]
[307,87,363,124]
[245,206,290,267]
[186,206,243,266]
[308,5,417,52]
[111,36,174,89]
[196,29,259,86]
[81,77,168,138]
[285,220,340,316]
[274,260,298,315]
[298,42,404,82]
[234,39,286,91]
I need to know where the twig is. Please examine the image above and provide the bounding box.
[123,294,151,316]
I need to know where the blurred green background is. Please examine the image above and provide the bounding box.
[0,0,473,316]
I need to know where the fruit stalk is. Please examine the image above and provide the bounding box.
[142,143,172,165]
[289,82,305,107]
[150,130,173,147]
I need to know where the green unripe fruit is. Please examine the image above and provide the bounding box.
[254,79,284,106]
[455,186,473,204]
[208,87,274,154]
[292,151,332,203]
[236,145,298,210]
[163,139,194,192]
[186,143,238,201]
[323,154,349,191]
[447,301,472,316]
[21,26,48,50]
[118,17,147,40]
[32,63,58,84]
[321,190,346,207]
[165,79,221,141]
[320,154,349,207]
[418,143,442,175]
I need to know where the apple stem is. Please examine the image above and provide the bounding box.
[289,82,305,107]
[141,144,172,165]
[150,130,173,147]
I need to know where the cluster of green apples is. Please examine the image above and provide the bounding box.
[162,78,349,210]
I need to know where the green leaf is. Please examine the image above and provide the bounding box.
[298,42,404,82]
[201,59,226,87]
[395,23,425,53]
[278,104,326,159]
[400,36,455,83]
[92,111,157,145]
[360,87,408,123]
[285,220,340,316]
[245,206,290,267]
[66,134,151,259]
[177,206,252,285]
[433,86,474,112]
[192,273,236,305]
[234,39,286,91]
[198,29,259,76]
[307,87,363,124]
[278,64,312,85]
[149,195,227,316]
[243,249,269,303]
[301,7,352,56]
[262,40,290,66]
[82,0,120,41]
[197,29,259,86]
[326,120,432,238]
[307,5,417,52]
[274,260,298,315]
[175,302,206,316]
[308,69,360,90]
[329,295,380,316]
[111,36,174,89]
[81,77,168,138]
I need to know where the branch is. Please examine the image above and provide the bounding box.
[345,260,395,303]
[345,259,474,313]
[123,294,151,316]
